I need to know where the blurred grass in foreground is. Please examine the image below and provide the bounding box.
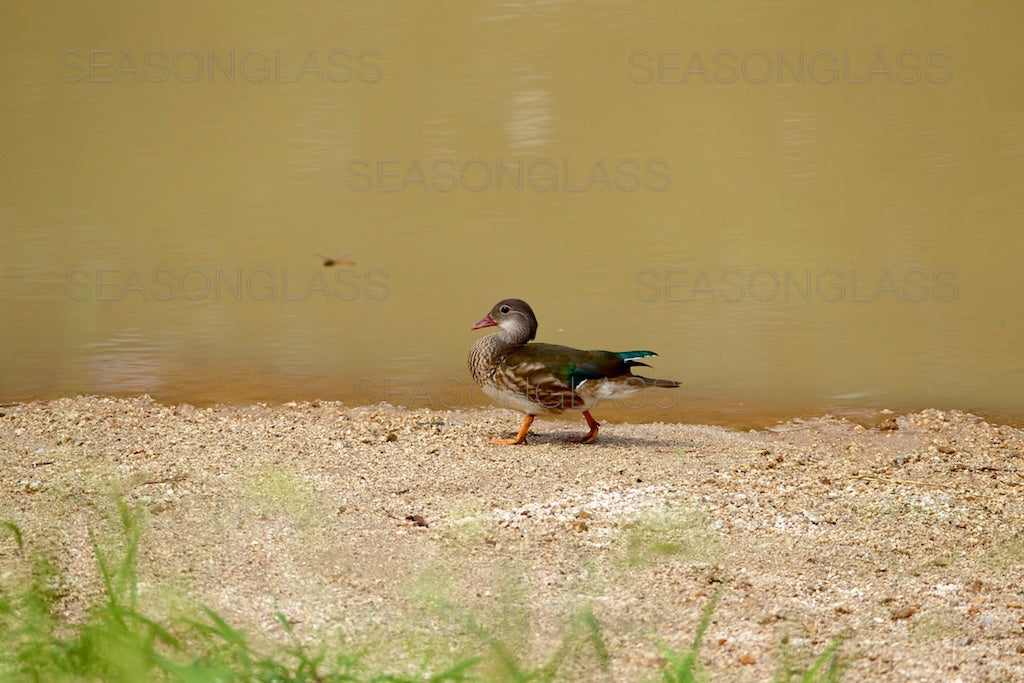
[0,502,849,682]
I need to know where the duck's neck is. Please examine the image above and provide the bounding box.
[496,318,535,346]
[469,316,537,381]
[469,320,536,383]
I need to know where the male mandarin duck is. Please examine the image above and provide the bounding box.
[468,298,680,444]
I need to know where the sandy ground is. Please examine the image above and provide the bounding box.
[2,396,1024,681]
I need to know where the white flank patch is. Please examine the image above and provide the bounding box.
[483,385,572,415]
[580,379,643,405]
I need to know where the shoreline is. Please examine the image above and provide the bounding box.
[2,391,1021,433]
[3,395,1024,680]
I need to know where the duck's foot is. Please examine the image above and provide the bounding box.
[490,414,534,445]
[568,410,600,444]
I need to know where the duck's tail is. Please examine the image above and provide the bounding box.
[629,375,681,389]
[615,351,680,388]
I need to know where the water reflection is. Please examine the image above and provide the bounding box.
[84,330,171,395]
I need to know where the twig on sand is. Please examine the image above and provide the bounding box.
[852,475,952,488]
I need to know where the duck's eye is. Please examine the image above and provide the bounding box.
[499,305,510,314]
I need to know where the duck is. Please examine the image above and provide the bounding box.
[468,298,679,444]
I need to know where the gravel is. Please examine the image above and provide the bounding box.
[2,396,1023,680]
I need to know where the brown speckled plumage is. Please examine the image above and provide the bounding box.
[468,299,679,444]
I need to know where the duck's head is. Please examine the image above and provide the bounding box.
[472,298,538,343]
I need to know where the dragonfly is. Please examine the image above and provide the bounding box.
[316,251,355,267]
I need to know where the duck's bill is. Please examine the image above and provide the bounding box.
[472,314,497,330]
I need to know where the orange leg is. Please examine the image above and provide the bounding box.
[569,410,600,444]
[491,414,535,445]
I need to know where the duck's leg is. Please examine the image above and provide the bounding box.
[569,410,600,444]
[491,414,535,445]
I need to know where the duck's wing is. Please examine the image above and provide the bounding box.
[494,344,589,411]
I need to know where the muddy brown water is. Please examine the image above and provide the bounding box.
[2,3,1022,427]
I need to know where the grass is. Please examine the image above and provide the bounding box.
[0,503,851,682]
[774,632,851,683]
[619,506,719,568]
[0,502,371,682]
[655,583,851,683]
[656,584,722,682]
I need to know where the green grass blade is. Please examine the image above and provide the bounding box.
[800,635,849,683]
[579,607,610,672]
[1,521,24,554]
[658,584,724,683]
